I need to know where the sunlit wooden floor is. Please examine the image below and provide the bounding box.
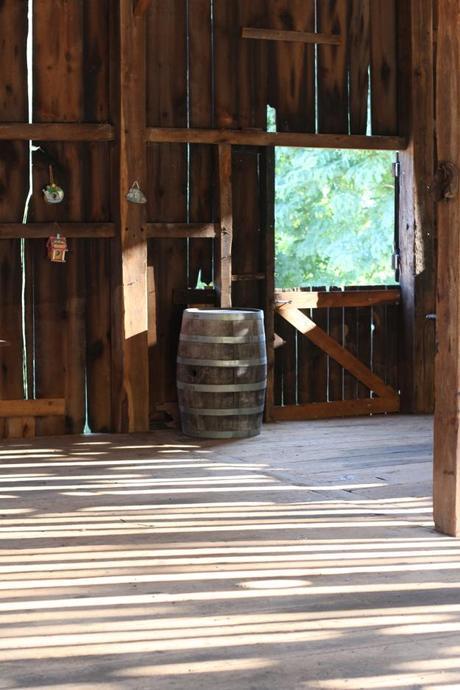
[2,414,457,690]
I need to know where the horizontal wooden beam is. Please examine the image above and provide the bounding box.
[0,223,115,239]
[275,289,400,309]
[277,303,397,398]
[145,223,217,239]
[146,127,406,151]
[272,397,400,421]
[0,398,65,417]
[232,272,266,282]
[173,288,217,305]
[0,123,115,141]
[242,27,341,45]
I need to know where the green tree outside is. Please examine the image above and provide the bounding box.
[275,146,396,288]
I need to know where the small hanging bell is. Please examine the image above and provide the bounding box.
[126,180,147,204]
[47,233,68,263]
[43,165,64,204]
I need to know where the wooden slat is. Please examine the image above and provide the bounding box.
[328,288,344,401]
[343,286,360,400]
[242,28,341,44]
[433,0,460,537]
[267,0,316,133]
[110,0,149,432]
[274,289,400,308]
[370,0,398,135]
[0,123,114,140]
[356,303,372,399]
[3,417,35,439]
[0,0,28,438]
[277,303,397,399]
[188,0,214,288]
[398,0,436,413]
[147,0,188,417]
[216,144,233,308]
[238,1,268,129]
[0,223,115,239]
[310,287,329,403]
[214,0,239,128]
[0,399,65,417]
[273,397,400,422]
[31,0,86,436]
[348,0,371,134]
[145,223,217,239]
[261,147,275,421]
[297,289,315,404]
[133,0,152,17]
[317,0,349,134]
[146,128,406,150]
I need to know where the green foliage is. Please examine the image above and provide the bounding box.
[275,147,396,288]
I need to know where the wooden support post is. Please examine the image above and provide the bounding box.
[111,0,149,432]
[216,144,233,308]
[433,0,460,536]
[398,0,436,412]
[262,148,275,422]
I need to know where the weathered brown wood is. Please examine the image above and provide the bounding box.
[348,0,370,134]
[277,303,397,399]
[433,0,460,537]
[214,0,239,128]
[297,289,314,404]
[317,0,348,134]
[310,287,329,403]
[274,289,400,309]
[216,144,233,308]
[0,123,114,140]
[398,0,436,413]
[145,223,217,239]
[242,27,341,45]
[232,273,266,282]
[343,287,360,399]
[31,0,86,435]
[273,397,399,422]
[261,147,275,421]
[238,1,268,130]
[0,223,115,239]
[370,0,398,135]
[3,417,36,439]
[0,399,65,417]
[173,289,217,306]
[147,0,188,418]
[110,0,149,432]
[133,0,152,17]
[188,0,214,289]
[0,0,28,439]
[328,288,344,401]
[267,0,316,133]
[146,128,406,150]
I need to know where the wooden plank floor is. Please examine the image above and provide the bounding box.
[2,415,459,690]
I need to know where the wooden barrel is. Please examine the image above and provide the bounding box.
[177,308,267,439]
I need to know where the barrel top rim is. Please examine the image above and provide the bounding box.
[185,308,263,318]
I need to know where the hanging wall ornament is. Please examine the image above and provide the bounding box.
[43,165,64,204]
[126,180,147,204]
[47,231,68,263]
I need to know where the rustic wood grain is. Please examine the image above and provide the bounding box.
[317,0,348,134]
[370,0,398,135]
[348,0,370,134]
[216,144,233,308]
[273,397,399,421]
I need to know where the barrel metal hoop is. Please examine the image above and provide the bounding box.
[179,334,266,344]
[177,380,267,393]
[185,311,263,321]
[179,405,265,416]
[177,357,267,367]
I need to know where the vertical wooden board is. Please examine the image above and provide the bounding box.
[0,0,28,437]
[188,0,214,288]
[297,289,314,404]
[267,0,315,133]
[343,287,360,399]
[385,300,400,392]
[356,305,372,398]
[369,0,398,135]
[214,0,240,128]
[371,306,386,392]
[348,0,370,134]
[232,150,263,309]
[31,0,86,435]
[147,0,188,416]
[276,314,297,406]
[310,288,328,403]
[328,288,344,401]
[83,1,111,432]
[238,0,268,129]
[317,0,349,134]
[261,148,275,420]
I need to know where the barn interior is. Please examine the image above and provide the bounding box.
[1,0,459,688]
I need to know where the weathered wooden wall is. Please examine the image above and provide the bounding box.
[0,0,417,436]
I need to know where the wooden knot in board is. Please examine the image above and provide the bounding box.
[432,161,459,201]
